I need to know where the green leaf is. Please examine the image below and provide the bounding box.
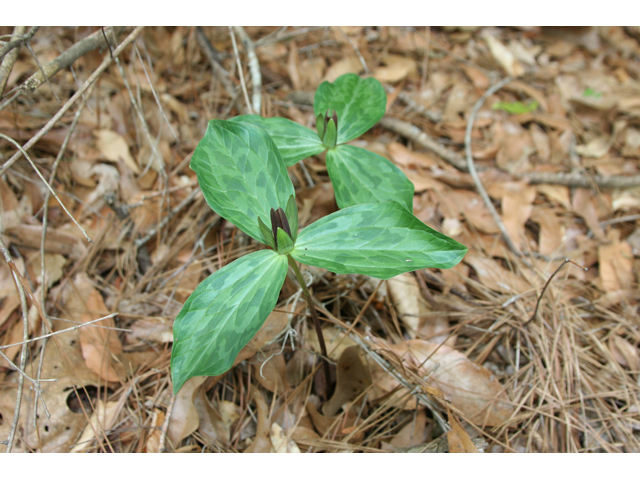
[171,250,288,393]
[314,73,387,144]
[191,120,294,243]
[276,228,294,254]
[285,195,299,242]
[231,115,325,166]
[258,216,276,250]
[322,116,338,149]
[327,145,414,210]
[292,202,467,280]
[491,100,539,114]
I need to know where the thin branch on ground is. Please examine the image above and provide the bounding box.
[464,76,523,257]
[0,236,30,453]
[0,133,92,243]
[229,26,253,115]
[233,26,262,115]
[0,26,38,63]
[0,26,144,176]
[195,27,236,98]
[0,314,120,351]
[338,27,370,74]
[379,117,468,170]
[524,259,587,327]
[134,187,202,247]
[8,27,124,99]
[158,390,176,452]
[0,26,26,96]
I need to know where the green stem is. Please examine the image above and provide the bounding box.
[287,255,332,394]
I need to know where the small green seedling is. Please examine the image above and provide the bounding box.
[492,100,539,114]
[232,73,415,211]
[170,119,467,393]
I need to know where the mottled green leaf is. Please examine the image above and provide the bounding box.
[314,74,387,144]
[231,115,325,166]
[292,202,467,280]
[327,145,414,210]
[171,250,288,393]
[191,120,294,243]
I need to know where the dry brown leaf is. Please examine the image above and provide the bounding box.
[436,189,500,234]
[29,252,66,288]
[323,346,372,416]
[387,340,514,426]
[70,400,120,452]
[447,408,479,453]
[127,318,173,344]
[483,32,524,77]
[464,249,532,294]
[79,289,123,383]
[167,376,206,447]
[245,391,273,453]
[387,142,440,168]
[609,335,640,371]
[193,388,229,446]
[537,184,571,210]
[387,273,423,337]
[94,129,139,174]
[253,351,289,393]
[287,41,302,91]
[501,182,537,248]
[372,54,417,83]
[390,409,427,449]
[530,207,565,256]
[572,189,606,241]
[575,136,614,158]
[144,409,166,453]
[530,123,551,161]
[60,273,123,383]
[270,422,301,453]
[598,231,634,293]
[323,57,363,82]
[444,82,471,121]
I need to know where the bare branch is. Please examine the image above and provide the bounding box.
[0,26,38,63]
[0,26,144,176]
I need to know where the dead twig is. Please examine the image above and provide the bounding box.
[464,77,522,257]
[0,26,144,177]
[0,236,30,453]
[0,26,38,63]
[134,187,202,247]
[6,27,123,102]
[195,27,236,98]
[229,26,253,115]
[0,314,120,351]
[378,117,468,171]
[0,133,92,243]
[524,259,587,327]
[233,26,262,114]
[0,26,27,97]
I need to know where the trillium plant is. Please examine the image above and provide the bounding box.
[170,119,467,393]
[232,73,415,211]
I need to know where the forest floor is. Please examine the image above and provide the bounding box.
[1,26,639,453]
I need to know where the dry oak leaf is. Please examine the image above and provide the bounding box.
[61,273,124,383]
[94,129,140,174]
[167,376,206,447]
[598,230,634,293]
[387,340,514,426]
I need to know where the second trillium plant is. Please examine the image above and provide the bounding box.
[232,73,415,211]
[170,120,467,393]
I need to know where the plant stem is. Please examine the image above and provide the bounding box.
[287,255,332,395]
